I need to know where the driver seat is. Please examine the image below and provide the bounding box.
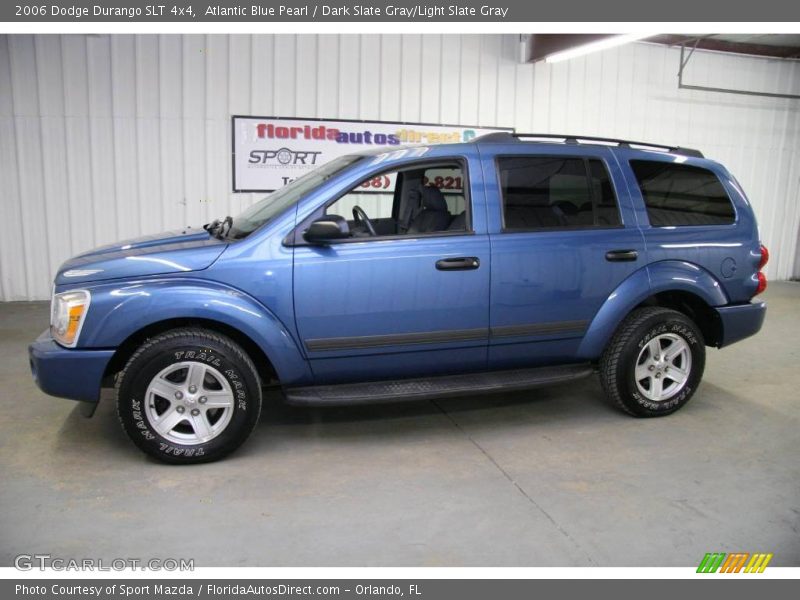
[408,186,451,234]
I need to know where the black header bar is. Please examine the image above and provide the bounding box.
[2,0,799,22]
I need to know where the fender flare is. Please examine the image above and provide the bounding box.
[78,278,312,385]
[577,261,729,359]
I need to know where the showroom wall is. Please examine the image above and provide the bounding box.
[1,34,799,300]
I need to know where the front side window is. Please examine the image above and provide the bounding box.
[630,160,735,227]
[498,156,621,230]
[321,161,469,239]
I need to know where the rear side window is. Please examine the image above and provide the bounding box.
[498,157,621,230]
[630,161,735,227]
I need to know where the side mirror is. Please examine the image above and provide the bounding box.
[303,215,350,244]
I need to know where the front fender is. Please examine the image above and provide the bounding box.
[577,261,729,359]
[74,278,311,385]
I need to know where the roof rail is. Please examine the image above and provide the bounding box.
[474,131,704,158]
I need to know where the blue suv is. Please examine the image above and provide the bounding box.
[29,133,768,463]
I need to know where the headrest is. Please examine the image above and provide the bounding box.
[421,186,448,212]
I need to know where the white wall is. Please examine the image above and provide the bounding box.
[1,34,799,301]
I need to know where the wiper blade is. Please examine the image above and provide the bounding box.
[204,216,233,240]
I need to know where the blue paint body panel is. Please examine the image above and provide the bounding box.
[77,278,312,386]
[54,228,227,286]
[29,331,114,403]
[29,138,768,405]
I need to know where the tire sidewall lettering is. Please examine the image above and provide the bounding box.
[119,338,258,462]
[626,316,703,415]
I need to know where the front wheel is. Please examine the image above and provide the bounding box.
[116,328,262,463]
[599,307,705,417]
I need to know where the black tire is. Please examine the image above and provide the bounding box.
[599,307,705,417]
[116,328,262,464]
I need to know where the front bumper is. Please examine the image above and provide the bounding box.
[715,301,766,348]
[29,330,115,403]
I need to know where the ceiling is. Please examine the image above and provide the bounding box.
[525,34,800,62]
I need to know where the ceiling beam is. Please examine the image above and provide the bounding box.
[524,34,613,63]
[649,34,800,59]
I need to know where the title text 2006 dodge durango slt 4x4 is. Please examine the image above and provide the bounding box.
[29,132,768,463]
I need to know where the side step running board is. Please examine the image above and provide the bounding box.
[283,363,593,406]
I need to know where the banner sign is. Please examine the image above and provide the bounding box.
[232,116,511,192]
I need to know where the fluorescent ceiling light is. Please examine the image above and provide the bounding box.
[545,34,653,63]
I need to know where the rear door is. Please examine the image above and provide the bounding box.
[480,143,646,368]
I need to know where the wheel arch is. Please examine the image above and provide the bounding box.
[102,317,278,387]
[636,290,722,348]
[76,278,312,388]
[578,261,728,359]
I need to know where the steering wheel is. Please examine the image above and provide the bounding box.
[352,205,377,237]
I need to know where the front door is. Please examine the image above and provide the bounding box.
[293,156,491,384]
[481,144,646,368]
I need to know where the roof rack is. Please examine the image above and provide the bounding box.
[474,132,704,159]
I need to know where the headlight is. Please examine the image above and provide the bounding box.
[50,290,91,347]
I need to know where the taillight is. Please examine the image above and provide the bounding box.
[755,271,767,296]
[758,244,769,270]
[753,244,769,297]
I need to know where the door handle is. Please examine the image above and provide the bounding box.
[605,249,638,262]
[436,257,480,271]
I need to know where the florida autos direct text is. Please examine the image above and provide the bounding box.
[16,584,416,597]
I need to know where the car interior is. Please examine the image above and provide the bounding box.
[324,162,469,238]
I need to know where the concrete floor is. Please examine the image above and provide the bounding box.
[1,283,798,567]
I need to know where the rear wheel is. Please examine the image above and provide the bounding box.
[116,328,262,463]
[599,307,705,417]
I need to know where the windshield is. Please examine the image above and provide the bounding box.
[227,154,364,239]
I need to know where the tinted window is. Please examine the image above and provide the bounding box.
[498,157,621,230]
[630,161,735,227]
